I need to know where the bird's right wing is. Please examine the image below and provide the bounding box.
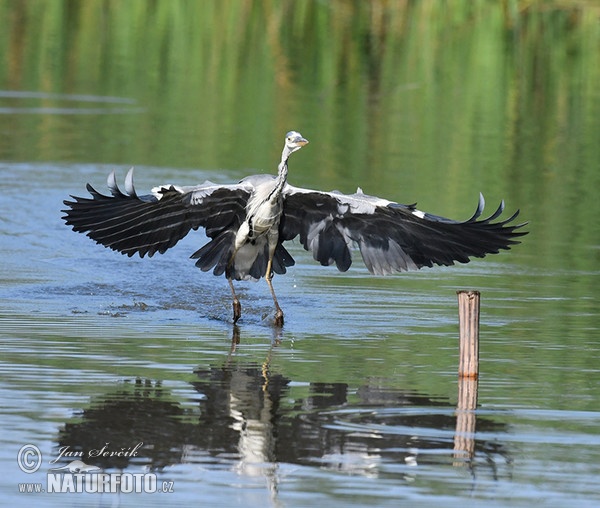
[62,169,251,258]
[280,184,527,275]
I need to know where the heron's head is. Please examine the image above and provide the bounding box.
[284,131,309,154]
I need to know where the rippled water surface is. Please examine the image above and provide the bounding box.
[1,2,600,507]
[2,161,599,507]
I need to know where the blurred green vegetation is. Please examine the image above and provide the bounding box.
[0,0,598,270]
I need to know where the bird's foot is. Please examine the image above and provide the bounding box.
[274,308,284,328]
[232,298,242,323]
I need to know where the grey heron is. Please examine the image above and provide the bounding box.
[63,130,527,326]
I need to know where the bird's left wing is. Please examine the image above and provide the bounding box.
[62,168,251,258]
[280,184,528,275]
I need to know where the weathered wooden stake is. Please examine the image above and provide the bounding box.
[457,290,480,379]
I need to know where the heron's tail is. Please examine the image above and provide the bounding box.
[191,234,295,281]
[191,232,235,276]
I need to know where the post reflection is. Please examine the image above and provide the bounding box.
[453,377,479,465]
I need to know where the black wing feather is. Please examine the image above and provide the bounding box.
[62,170,250,258]
[281,189,527,274]
[63,170,527,278]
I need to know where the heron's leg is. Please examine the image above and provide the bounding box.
[265,256,284,327]
[225,246,243,323]
[228,277,242,323]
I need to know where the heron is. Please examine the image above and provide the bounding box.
[62,130,527,326]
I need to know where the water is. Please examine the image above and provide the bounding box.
[1,2,600,507]
[2,161,599,506]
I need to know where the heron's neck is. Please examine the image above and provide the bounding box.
[274,152,289,193]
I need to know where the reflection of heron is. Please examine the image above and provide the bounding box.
[50,460,101,473]
[63,131,527,325]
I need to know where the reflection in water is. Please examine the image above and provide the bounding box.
[0,91,145,115]
[56,332,509,485]
[57,378,193,470]
[454,378,479,465]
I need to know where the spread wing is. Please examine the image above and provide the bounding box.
[280,185,528,275]
[62,168,251,257]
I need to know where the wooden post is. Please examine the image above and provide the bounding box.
[454,290,480,465]
[457,290,480,379]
